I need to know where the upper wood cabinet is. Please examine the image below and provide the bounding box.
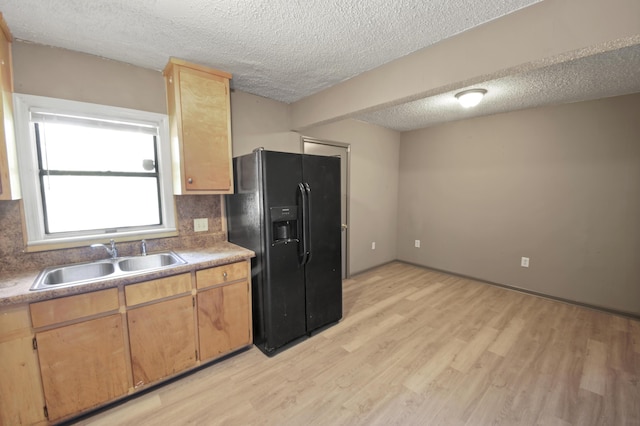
[163,58,234,194]
[0,13,20,200]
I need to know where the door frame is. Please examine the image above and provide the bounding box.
[300,136,351,279]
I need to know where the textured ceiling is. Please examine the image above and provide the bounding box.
[356,44,640,131]
[1,0,539,104]
[2,0,639,132]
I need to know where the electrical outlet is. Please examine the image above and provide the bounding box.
[521,257,530,268]
[371,242,376,250]
[415,240,421,248]
[194,218,208,232]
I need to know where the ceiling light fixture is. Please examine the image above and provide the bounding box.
[455,89,487,108]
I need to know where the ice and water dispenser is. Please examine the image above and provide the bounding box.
[270,206,298,244]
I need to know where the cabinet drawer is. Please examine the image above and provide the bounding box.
[125,273,192,306]
[30,288,119,328]
[196,261,248,289]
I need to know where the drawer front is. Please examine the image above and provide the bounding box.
[30,288,119,329]
[125,273,192,307]
[196,261,248,290]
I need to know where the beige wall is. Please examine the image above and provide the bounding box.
[303,120,401,274]
[1,42,225,274]
[230,91,402,275]
[13,41,166,113]
[230,90,299,156]
[8,42,401,278]
[398,93,640,315]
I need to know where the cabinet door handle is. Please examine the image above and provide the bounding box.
[187,178,193,184]
[223,272,228,279]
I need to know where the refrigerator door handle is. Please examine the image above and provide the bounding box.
[304,182,312,264]
[298,183,309,265]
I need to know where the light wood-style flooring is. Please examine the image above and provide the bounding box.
[74,261,640,425]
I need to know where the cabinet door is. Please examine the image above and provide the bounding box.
[197,280,251,361]
[128,295,196,387]
[36,314,129,421]
[0,15,17,200]
[178,66,232,192]
[0,305,46,426]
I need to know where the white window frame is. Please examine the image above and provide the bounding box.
[14,93,176,250]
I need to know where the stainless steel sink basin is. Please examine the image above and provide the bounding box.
[118,252,183,272]
[42,261,115,285]
[30,251,187,291]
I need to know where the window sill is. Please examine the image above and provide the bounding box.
[23,229,179,253]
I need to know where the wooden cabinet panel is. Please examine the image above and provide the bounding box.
[197,280,251,361]
[128,295,196,387]
[0,305,46,425]
[0,13,19,200]
[196,260,248,289]
[0,337,46,425]
[36,314,129,421]
[125,273,191,306]
[30,287,119,328]
[164,58,233,194]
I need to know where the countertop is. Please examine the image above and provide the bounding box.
[0,241,255,306]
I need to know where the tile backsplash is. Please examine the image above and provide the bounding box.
[0,195,226,275]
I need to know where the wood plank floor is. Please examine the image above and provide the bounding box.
[73,262,640,425]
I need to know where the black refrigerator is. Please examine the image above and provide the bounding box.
[225,149,342,356]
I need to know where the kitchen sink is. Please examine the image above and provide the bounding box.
[30,251,187,291]
[118,252,183,272]
[41,261,116,285]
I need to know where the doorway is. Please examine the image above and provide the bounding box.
[302,137,350,279]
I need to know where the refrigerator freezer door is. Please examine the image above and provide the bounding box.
[302,154,343,332]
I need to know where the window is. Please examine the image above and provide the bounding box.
[14,94,176,249]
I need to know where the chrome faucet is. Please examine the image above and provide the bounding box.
[90,239,119,259]
[141,239,147,256]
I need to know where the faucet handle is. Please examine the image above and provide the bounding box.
[109,239,118,259]
[90,239,118,259]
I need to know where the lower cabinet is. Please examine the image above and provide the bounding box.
[29,288,129,422]
[196,261,252,361]
[198,280,251,360]
[36,314,129,421]
[0,305,47,426]
[128,295,197,386]
[6,259,252,423]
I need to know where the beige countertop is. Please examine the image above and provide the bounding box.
[0,241,255,306]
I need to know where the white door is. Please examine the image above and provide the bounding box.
[302,138,349,279]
